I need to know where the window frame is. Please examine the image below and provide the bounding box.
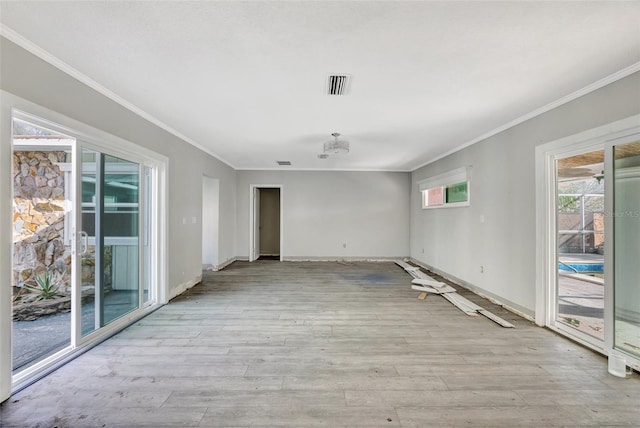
[418,166,472,209]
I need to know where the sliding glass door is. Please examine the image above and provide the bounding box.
[79,148,141,337]
[613,140,640,359]
[9,110,160,387]
[541,126,640,369]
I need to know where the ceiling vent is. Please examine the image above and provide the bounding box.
[327,74,350,95]
[276,160,291,166]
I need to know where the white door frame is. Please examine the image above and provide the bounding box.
[535,114,640,363]
[249,184,283,262]
[251,187,260,262]
[202,175,220,269]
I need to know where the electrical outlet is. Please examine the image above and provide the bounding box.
[480,265,484,273]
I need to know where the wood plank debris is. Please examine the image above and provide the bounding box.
[441,293,479,316]
[411,278,447,288]
[411,284,439,294]
[396,260,514,328]
[478,309,515,328]
[395,260,415,271]
[411,283,457,294]
[417,292,427,300]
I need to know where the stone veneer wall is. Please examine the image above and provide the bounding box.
[12,151,71,294]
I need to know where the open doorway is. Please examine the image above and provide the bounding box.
[202,176,219,270]
[249,186,282,261]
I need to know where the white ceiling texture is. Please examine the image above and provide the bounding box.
[1,1,639,171]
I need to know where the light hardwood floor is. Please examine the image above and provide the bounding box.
[1,261,639,427]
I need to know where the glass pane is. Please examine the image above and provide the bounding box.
[81,151,140,336]
[555,150,605,340]
[12,118,70,139]
[11,120,74,373]
[614,140,640,357]
[104,155,140,324]
[445,181,468,203]
[426,187,443,206]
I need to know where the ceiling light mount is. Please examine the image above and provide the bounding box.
[324,132,350,155]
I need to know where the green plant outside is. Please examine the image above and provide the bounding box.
[23,271,64,301]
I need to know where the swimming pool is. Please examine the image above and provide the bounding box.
[558,262,604,274]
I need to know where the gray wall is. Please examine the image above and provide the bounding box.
[237,171,411,259]
[410,71,640,316]
[0,37,238,296]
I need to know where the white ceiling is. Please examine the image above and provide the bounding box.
[1,1,639,171]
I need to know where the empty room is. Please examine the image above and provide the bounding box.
[1,1,639,427]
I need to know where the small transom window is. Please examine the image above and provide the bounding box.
[418,166,471,209]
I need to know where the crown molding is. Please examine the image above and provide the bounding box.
[411,61,640,172]
[0,24,236,169]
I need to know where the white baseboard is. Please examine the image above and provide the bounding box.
[232,256,407,263]
[284,256,407,262]
[212,257,239,271]
[168,274,202,301]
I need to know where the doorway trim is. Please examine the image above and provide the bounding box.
[202,175,220,270]
[249,184,283,262]
[535,114,640,356]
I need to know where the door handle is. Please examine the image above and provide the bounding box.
[79,231,89,255]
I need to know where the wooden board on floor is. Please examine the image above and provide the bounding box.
[394,260,415,271]
[412,278,447,288]
[411,283,456,294]
[478,309,515,328]
[442,293,479,316]
[397,260,514,328]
